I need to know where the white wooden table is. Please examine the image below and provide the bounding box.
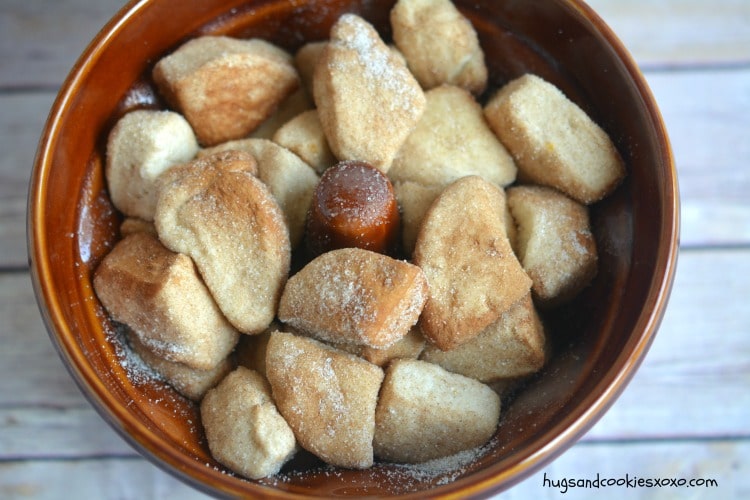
[2,1,748,498]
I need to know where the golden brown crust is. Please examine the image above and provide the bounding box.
[154,151,291,334]
[413,176,531,350]
[278,248,428,348]
[265,331,384,469]
[153,36,299,146]
[92,232,239,370]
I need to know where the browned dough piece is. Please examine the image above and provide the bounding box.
[507,184,598,306]
[93,232,239,370]
[413,176,531,350]
[125,330,234,401]
[390,0,487,94]
[153,36,299,146]
[278,248,428,348]
[484,74,626,204]
[265,331,384,469]
[201,367,297,479]
[420,294,546,381]
[154,150,290,334]
[313,14,425,172]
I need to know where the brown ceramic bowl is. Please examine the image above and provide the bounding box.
[28,0,679,497]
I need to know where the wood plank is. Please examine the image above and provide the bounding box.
[0,93,56,269]
[587,0,750,68]
[2,248,748,458]
[0,439,746,499]
[0,407,135,459]
[644,68,750,247]
[0,272,86,407]
[0,0,126,88]
[0,458,209,500]
[585,248,750,441]
[1,0,748,89]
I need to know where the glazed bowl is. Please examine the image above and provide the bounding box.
[28,0,679,497]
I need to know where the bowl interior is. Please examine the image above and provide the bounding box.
[29,0,678,497]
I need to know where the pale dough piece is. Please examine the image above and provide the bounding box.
[201,367,297,479]
[119,217,157,237]
[335,326,426,367]
[294,41,328,97]
[507,185,598,306]
[484,74,626,204]
[154,151,290,334]
[420,294,546,381]
[392,180,443,257]
[199,138,319,249]
[278,248,428,348]
[106,109,198,221]
[272,109,336,174]
[389,85,517,188]
[153,36,299,146]
[413,176,531,350]
[391,0,487,95]
[373,359,500,463]
[313,14,425,172]
[265,331,384,469]
[93,232,239,370]
[125,330,234,401]
[250,87,314,140]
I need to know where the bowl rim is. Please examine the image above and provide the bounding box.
[27,0,680,497]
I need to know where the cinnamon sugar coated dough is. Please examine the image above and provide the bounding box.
[391,0,487,95]
[155,150,290,334]
[389,84,517,189]
[201,367,297,479]
[294,41,327,97]
[153,36,299,146]
[125,330,234,401]
[278,248,428,348]
[200,138,319,249]
[484,74,626,204]
[249,87,314,140]
[414,176,531,350]
[92,0,633,479]
[93,232,239,370]
[265,331,384,469]
[374,359,500,463]
[508,185,598,307]
[392,180,443,257]
[105,109,198,221]
[313,14,425,172]
[336,326,426,367]
[272,109,336,174]
[420,294,546,382]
